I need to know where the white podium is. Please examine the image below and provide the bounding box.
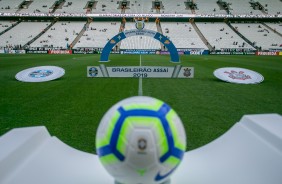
[0,114,281,184]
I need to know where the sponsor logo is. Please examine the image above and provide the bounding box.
[26,50,48,54]
[257,52,278,56]
[224,70,251,80]
[29,70,53,78]
[155,167,177,181]
[190,51,202,55]
[48,50,72,54]
[138,138,147,151]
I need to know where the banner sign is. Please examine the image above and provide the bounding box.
[184,50,209,55]
[279,52,282,56]
[72,50,98,54]
[156,51,184,55]
[48,50,72,54]
[87,65,194,78]
[256,52,278,56]
[26,50,48,54]
[124,29,156,37]
[210,51,256,55]
[1,12,281,19]
[120,49,156,55]
[3,50,26,54]
[0,50,4,54]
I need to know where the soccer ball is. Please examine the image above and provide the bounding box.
[96,96,186,184]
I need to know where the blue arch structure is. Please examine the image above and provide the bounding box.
[100,29,180,63]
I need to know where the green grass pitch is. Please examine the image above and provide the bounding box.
[0,54,281,153]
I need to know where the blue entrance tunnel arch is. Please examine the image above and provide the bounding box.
[100,29,180,63]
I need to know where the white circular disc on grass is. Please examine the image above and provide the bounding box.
[213,67,264,84]
[15,66,65,82]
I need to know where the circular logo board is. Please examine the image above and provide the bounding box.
[213,67,264,84]
[16,66,65,82]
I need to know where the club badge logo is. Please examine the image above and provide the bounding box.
[213,67,264,84]
[224,70,251,80]
[88,67,98,77]
[29,70,53,78]
[135,20,145,30]
[16,66,65,82]
[183,68,191,77]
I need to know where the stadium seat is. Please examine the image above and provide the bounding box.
[161,22,208,49]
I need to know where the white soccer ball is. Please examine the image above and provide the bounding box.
[96,96,186,184]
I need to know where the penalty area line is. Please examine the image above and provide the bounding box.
[138,55,143,96]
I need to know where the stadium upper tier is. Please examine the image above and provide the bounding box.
[161,22,208,49]
[0,20,281,50]
[196,22,254,50]
[0,21,51,48]
[74,21,120,49]
[231,23,282,50]
[0,0,281,16]
[30,21,85,49]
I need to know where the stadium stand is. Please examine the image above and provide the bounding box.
[255,0,282,15]
[55,0,90,14]
[19,0,58,14]
[0,1,281,51]
[0,21,14,33]
[74,21,120,49]
[194,0,228,15]
[30,21,85,49]
[93,0,121,14]
[158,0,189,14]
[161,22,208,49]
[231,22,282,50]
[124,0,156,14]
[196,22,254,50]
[226,0,263,15]
[0,21,50,49]
[265,22,282,33]
[0,0,22,13]
[120,22,161,50]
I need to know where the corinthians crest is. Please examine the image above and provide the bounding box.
[183,68,191,77]
[224,70,251,80]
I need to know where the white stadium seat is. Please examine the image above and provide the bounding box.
[30,21,85,49]
[74,21,120,49]
[0,21,50,48]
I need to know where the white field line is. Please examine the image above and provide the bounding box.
[138,55,143,96]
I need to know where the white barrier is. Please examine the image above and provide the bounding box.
[0,114,281,184]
